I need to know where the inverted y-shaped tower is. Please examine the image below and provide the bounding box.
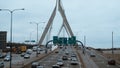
[38,0,74,45]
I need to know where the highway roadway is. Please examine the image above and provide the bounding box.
[89,49,120,68]
[2,45,119,68]
[0,48,46,68]
[28,46,81,68]
[77,47,120,68]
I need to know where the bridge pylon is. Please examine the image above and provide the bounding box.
[38,0,74,46]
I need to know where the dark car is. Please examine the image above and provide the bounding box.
[62,55,68,60]
[31,62,40,68]
[108,59,116,65]
[21,53,25,57]
[16,51,22,54]
[0,62,4,68]
[55,50,59,53]
[0,54,5,58]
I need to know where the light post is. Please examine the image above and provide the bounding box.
[112,31,114,58]
[30,22,45,57]
[0,8,24,68]
[30,22,45,43]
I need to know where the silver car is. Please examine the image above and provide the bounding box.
[57,59,64,66]
[24,54,30,59]
[4,56,10,61]
[70,57,78,65]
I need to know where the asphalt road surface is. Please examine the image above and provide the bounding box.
[29,46,81,68]
[77,47,120,68]
[90,49,120,68]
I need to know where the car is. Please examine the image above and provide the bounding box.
[37,50,41,54]
[33,46,38,51]
[0,54,5,58]
[59,46,63,49]
[71,57,77,61]
[65,46,67,49]
[71,60,78,65]
[38,48,43,51]
[57,59,64,66]
[62,55,68,60]
[55,50,59,53]
[31,62,40,68]
[0,61,4,68]
[65,51,69,55]
[108,59,116,65]
[52,64,60,68]
[70,57,78,65]
[37,66,44,68]
[71,54,76,57]
[24,54,30,59]
[21,53,25,57]
[16,51,22,54]
[90,52,95,57]
[26,49,32,54]
[4,56,10,61]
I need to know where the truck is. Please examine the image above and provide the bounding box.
[20,46,27,52]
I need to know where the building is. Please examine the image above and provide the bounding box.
[0,31,7,50]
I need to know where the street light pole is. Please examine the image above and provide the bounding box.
[30,22,45,43]
[37,23,39,43]
[30,22,45,57]
[0,8,24,68]
[112,31,114,58]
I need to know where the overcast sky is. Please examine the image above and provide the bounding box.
[0,0,120,48]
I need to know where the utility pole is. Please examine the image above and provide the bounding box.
[112,31,114,58]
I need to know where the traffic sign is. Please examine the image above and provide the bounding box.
[53,36,58,44]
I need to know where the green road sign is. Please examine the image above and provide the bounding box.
[68,36,76,45]
[53,36,58,44]
[58,37,67,45]
[68,37,72,44]
[53,36,76,45]
[72,36,76,44]
[31,40,35,42]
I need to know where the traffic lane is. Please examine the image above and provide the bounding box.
[30,46,81,68]
[39,53,58,68]
[78,49,99,68]
[63,46,81,68]
[2,53,24,68]
[38,48,64,68]
[90,49,120,68]
[3,50,45,68]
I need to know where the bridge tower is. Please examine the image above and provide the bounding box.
[38,0,74,46]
